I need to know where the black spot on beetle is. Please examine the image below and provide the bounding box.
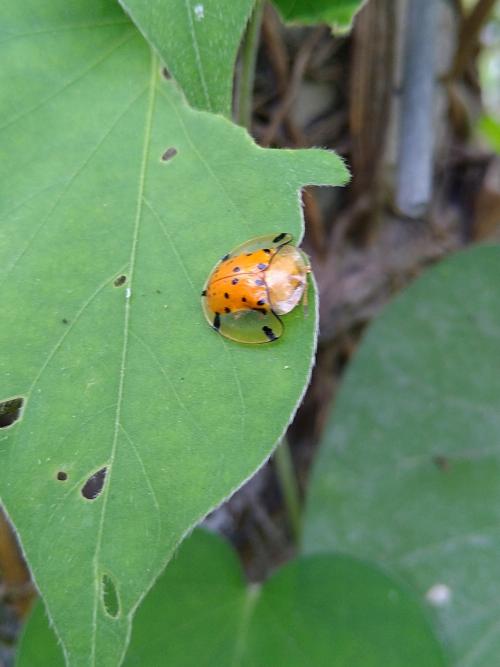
[246,253,253,256]
[57,471,68,481]
[263,248,271,254]
[0,397,24,429]
[233,266,241,273]
[257,299,266,306]
[231,278,239,285]
[114,275,127,287]
[213,313,221,330]
[224,307,231,313]
[161,147,178,161]
[201,289,207,297]
[224,292,230,299]
[262,326,277,341]
[273,233,287,243]
[221,254,230,262]
[241,297,247,303]
[255,279,265,286]
[81,467,107,500]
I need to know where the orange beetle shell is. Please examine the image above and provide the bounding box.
[201,233,309,344]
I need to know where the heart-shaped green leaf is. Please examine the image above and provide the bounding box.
[17,530,448,667]
[303,246,500,666]
[118,0,255,115]
[272,0,366,31]
[0,0,347,665]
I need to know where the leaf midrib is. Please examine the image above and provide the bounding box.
[89,49,159,666]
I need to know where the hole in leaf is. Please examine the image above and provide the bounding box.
[81,467,107,500]
[433,455,450,472]
[161,66,171,79]
[161,147,178,162]
[0,397,24,429]
[114,275,127,287]
[102,573,120,618]
[56,471,68,481]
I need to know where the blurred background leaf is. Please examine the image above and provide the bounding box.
[17,530,448,667]
[303,245,500,667]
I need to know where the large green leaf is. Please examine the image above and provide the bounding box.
[118,0,255,116]
[303,246,500,666]
[273,0,366,31]
[0,0,348,665]
[17,530,448,666]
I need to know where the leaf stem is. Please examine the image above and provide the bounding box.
[237,0,264,130]
[274,438,302,543]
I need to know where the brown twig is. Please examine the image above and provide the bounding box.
[449,0,497,79]
[261,3,289,96]
[261,27,326,147]
[302,188,326,256]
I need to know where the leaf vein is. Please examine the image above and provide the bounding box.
[0,19,130,45]
[90,51,158,665]
[158,88,250,227]
[0,31,135,133]
[120,425,162,548]
[129,329,203,440]
[0,85,146,290]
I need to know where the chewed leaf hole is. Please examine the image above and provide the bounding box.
[114,275,127,287]
[0,397,24,429]
[102,573,120,618]
[433,455,450,472]
[57,471,68,481]
[161,147,178,162]
[81,467,107,500]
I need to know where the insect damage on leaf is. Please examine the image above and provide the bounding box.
[0,397,24,429]
[102,573,120,618]
[161,147,178,162]
[81,467,108,500]
[113,275,127,287]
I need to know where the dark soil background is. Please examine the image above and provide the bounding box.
[1,0,500,664]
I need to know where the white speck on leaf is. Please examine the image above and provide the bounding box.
[194,3,204,20]
[426,583,452,606]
